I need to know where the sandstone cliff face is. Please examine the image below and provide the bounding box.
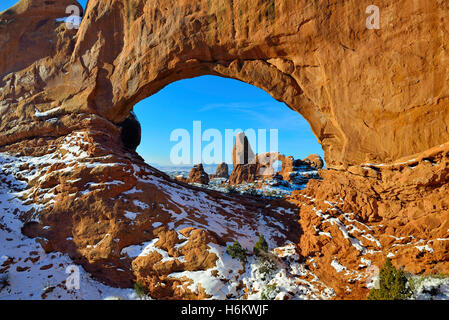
[0,0,448,300]
[289,144,449,298]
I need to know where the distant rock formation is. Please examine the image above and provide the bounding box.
[210,162,229,179]
[187,164,210,185]
[232,132,256,168]
[229,134,321,185]
[229,164,259,185]
[303,154,324,170]
[229,133,258,184]
[1,0,448,301]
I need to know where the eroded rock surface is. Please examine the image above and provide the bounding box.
[288,144,449,298]
[187,164,210,185]
[212,163,229,179]
[303,154,324,170]
[0,0,448,300]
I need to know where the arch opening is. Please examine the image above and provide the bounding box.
[128,75,324,196]
[107,59,336,168]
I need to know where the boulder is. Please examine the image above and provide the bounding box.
[118,111,141,151]
[228,164,258,185]
[187,164,210,185]
[214,162,229,179]
[303,154,324,170]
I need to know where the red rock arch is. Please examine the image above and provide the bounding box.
[0,0,448,300]
[256,152,291,180]
[0,0,448,169]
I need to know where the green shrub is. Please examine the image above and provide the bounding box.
[256,256,277,281]
[134,281,147,299]
[368,258,412,300]
[242,188,260,197]
[226,241,247,263]
[408,272,449,299]
[225,186,238,194]
[261,283,279,300]
[253,234,269,256]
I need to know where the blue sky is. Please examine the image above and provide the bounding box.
[2,0,323,166]
[134,76,323,166]
[1,1,88,11]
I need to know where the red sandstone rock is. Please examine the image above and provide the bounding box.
[214,163,229,179]
[303,154,324,170]
[2,0,447,167]
[232,133,256,168]
[229,164,259,185]
[187,164,210,185]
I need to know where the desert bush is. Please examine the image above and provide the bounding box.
[260,283,280,300]
[134,281,147,299]
[253,234,269,256]
[225,186,238,194]
[256,256,277,282]
[368,258,412,300]
[226,241,247,263]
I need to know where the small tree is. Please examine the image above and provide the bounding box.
[134,281,147,299]
[368,258,412,300]
[226,241,247,263]
[254,234,269,256]
[225,186,238,194]
[260,283,280,300]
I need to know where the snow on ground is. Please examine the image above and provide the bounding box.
[0,153,136,300]
[34,106,61,118]
[121,234,336,300]
[135,171,292,250]
[312,202,382,256]
[0,130,311,300]
[411,276,449,300]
